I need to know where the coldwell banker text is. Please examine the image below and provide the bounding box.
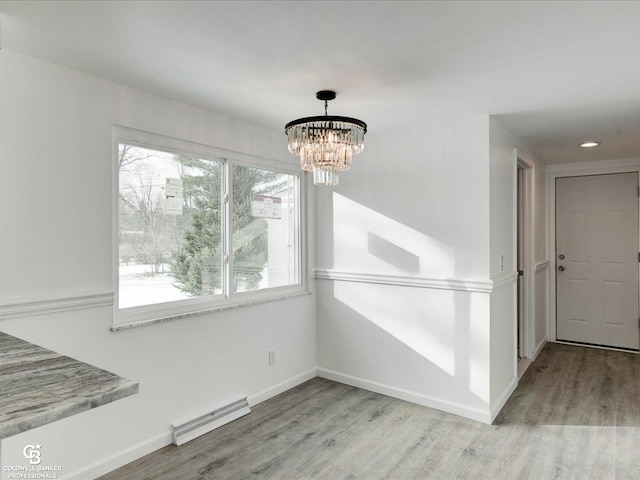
[3,465,61,479]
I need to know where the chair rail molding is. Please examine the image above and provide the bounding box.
[490,271,518,290]
[0,291,114,320]
[535,260,550,272]
[314,269,517,294]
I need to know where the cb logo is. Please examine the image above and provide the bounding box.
[23,444,42,465]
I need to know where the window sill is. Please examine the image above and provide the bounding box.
[111,290,311,331]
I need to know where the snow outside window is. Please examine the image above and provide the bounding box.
[115,141,302,327]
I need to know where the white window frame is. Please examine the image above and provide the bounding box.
[112,126,307,329]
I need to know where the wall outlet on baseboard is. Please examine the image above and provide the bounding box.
[268,349,276,365]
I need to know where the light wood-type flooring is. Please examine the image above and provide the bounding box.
[100,343,640,479]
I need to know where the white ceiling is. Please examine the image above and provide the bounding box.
[1,0,639,164]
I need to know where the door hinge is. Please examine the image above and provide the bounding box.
[637,186,639,197]
[638,252,640,262]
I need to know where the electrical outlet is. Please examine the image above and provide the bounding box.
[499,254,505,272]
[268,349,276,365]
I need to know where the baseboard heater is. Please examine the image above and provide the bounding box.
[172,397,251,446]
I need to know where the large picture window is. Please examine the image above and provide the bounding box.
[115,134,302,328]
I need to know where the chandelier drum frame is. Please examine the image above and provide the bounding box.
[284,115,367,133]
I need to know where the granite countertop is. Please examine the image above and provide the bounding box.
[0,331,138,440]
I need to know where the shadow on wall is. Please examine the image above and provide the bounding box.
[367,232,420,274]
[332,193,455,276]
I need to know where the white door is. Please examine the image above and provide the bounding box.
[556,173,639,350]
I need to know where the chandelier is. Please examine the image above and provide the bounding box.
[285,90,367,186]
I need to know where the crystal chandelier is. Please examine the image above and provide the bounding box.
[285,91,367,186]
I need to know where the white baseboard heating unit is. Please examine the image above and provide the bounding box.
[172,397,251,446]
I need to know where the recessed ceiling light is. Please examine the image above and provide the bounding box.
[579,141,600,148]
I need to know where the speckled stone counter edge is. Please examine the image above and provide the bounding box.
[0,332,139,440]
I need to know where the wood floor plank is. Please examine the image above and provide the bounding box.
[100,343,640,480]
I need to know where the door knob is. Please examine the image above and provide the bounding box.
[558,265,565,272]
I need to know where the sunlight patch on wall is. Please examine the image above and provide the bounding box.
[333,193,454,275]
[334,280,456,376]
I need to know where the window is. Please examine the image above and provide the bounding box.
[231,165,299,293]
[115,132,303,328]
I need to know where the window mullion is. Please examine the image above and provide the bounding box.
[222,159,233,298]
[294,175,302,285]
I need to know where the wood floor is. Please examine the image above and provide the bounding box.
[101,343,640,479]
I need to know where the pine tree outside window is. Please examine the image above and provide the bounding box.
[114,131,304,329]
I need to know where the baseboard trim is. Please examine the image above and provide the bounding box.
[248,368,317,407]
[532,337,548,360]
[65,368,317,479]
[517,358,532,379]
[64,430,172,480]
[554,339,640,354]
[490,376,518,423]
[317,367,491,424]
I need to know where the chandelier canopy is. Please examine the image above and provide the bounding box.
[285,91,367,186]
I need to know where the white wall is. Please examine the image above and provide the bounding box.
[315,119,491,278]
[489,117,546,276]
[534,153,549,352]
[488,118,517,416]
[315,116,496,422]
[488,118,547,418]
[0,50,316,479]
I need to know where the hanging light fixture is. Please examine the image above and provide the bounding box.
[285,90,367,186]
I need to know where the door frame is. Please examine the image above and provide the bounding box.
[515,151,535,362]
[547,159,640,344]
